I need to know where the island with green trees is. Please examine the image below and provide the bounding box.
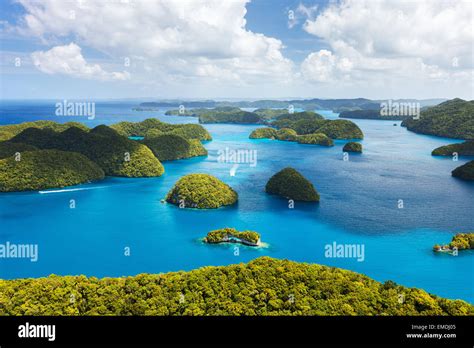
[339,109,412,121]
[166,174,238,209]
[266,167,320,202]
[204,227,261,246]
[432,141,474,156]
[249,127,278,139]
[433,233,474,253]
[343,142,363,153]
[297,133,334,146]
[143,134,207,161]
[0,120,88,141]
[451,160,474,181]
[0,256,472,316]
[402,98,474,139]
[0,149,105,192]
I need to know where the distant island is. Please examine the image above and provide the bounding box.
[452,160,474,181]
[433,233,474,253]
[339,109,413,121]
[140,98,444,113]
[266,167,320,202]
[402,98,474,139]
[0,256,471,315]
[249,111,363,144]
[166,174,238,209]
[204,227,261,246]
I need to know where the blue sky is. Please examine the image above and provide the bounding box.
[0,0,472,100]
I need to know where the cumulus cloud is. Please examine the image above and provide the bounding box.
[301,0,473,86]
[18,0,293,85]
[31,43,130,81]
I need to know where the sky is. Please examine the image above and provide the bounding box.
[0,0,473,100]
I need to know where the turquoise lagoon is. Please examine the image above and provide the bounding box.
[0,101,473,303]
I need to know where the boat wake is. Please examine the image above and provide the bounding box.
[38,186,107,194]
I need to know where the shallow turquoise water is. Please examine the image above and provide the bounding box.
[0,102,473,303]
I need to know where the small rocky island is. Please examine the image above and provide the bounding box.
[343,142,363,153]
[433,233,474,253]
[166,174,238,208]
[432,141,474,156]
[452,160,474,181]
[265,167,320,202]
[204,227,261,246]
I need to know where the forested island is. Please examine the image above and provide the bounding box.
[339,109,412,121]
[343,142,363,153]
[452,160,474,181]
[0,119,212,191]
[266,167,320,202]
[432,141,474,156]
[433,233,474,253]
[204,227,261,246]
[166,174,238,209]
[0,257,472,315]
[402,99,474,139]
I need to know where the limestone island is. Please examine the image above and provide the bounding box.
[265,167,320,202]
[166,174,238,208]
[452,160,474,181]
[249,112,363,146]
[144,133,207,161]
[432,141,474,156]
[204,227,261,246]
[343,142,363,153]
[433,233,474,253]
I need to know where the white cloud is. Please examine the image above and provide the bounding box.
[18,0,293,86]
[31,43,130,81]
[288,3,318,29]
[301,0,474,88]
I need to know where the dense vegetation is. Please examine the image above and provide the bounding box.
[249,127,278,139]
[343,142,363,153]
[271,118,363,140]
[265,167,319,202]
[276,128,298,141]
[402,99,474,139]
[0,141,37,159]
[0,120,88,141]
[297,133,334,146]
[0,256,471,316]
[9,126,164,177]
[253,108,289,120]
[204,227,260,246]
[0,150,104,192]
[339,109,412,121]
[111,118,212,141]
[451,160,474,181]
[198,107,263,124]
[431,141,474,156]
[433,233,474,252]
[166,174,238,209]
[144,134,207,161]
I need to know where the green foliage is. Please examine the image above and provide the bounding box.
[402,99,474,139]
[291,119,327,135]
[276,128,297,141]
[253,109,289,120]
[265,167,320,202]
[275,111,324,121]
[166,174,238,209]
[0,141,38,159]
[0,257,471,316]
[0,150,104,192]
[198,108,263,124]
[339,109,412,121]
[9,125,164,177]
[249,127,278,139]
[144,134,207,161]
[343,142,363,153]
[316,120,364,139]
[204,227,260,245]
[451,160,474,181]
[111,118,212,141]
[449,233,474,250]
[432,141,474,156]
[0,120,88,141]
[297,133,334,146]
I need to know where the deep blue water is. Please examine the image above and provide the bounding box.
[0,101,473,303]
